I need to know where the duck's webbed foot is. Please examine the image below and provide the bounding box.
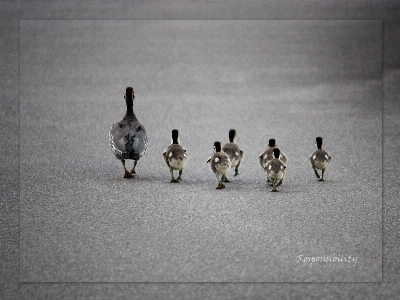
[216,183,226,189]
[222,175,230,183]
[270,179,279,192]
[124,171,133,178]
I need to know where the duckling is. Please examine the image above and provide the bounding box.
[309,136,331,181]
[221,129,244,182]
[163,129,188,183]
[259,138,287,168]
[264,148,286,192]
[109,87,148,178]
[207,141,232,189]
[259,138,287,183]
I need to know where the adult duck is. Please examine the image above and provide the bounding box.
[109,87,148,178]
[163,129,188,183]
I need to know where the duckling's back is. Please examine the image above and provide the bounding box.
[310,149,331,169]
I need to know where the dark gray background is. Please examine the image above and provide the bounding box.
[2,0,400,299]
[19,20,382,282]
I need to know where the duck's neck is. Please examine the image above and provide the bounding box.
[172,136,179,144]
[229,130,235,143]
[124,101,138,121]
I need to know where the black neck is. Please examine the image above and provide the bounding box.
[124,89,137,120]
[316,137,323,149]
[229,129,236,143]
[172,130,179,144]
[214,142,222,152]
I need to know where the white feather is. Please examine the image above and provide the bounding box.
[215,157,219,163]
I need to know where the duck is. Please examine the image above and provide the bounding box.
[259,138,287,168]
[207,141,232,189]
[109,87,148,178]
[259,138,287,183]
[221,129,244,182]
[309,136,331,181]
[264,148,286,192]
[163,129,188,183]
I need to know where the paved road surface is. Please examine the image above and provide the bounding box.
[19,20,382,282]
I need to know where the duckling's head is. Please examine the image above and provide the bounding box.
[214,141,222,153]
[316,137,323,149]
[273,148,280,159]
[172,129,179,144]
[228,129,236,143]
[268,138,276,147]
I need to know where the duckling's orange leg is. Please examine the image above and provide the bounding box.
[129,160,138,175]
[122,159,133,178]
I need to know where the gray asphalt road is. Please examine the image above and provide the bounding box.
[19,20,383,282]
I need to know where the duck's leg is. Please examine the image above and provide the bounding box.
[271,179,279,192]
[222,174,230,183]
[216,174,224,189]
[277,177,284,186]
[170,167,179,183]
[234,160,241,176]
[129,160,138,175]
[122,159,133,178]
[313,167,320,180]
[319,168,326,181]
[177,169,183,181]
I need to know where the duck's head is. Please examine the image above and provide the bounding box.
[172,129,179,144]
[229,129,236,143]
[273,148,280,159]
[268,138,276,147]
[124,87,135,105]
[316,137,323,149]
[213,141,222,153]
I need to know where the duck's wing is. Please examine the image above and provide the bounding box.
[129,123,148,158]
[109,122,129,158]
[279,150,288,164]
